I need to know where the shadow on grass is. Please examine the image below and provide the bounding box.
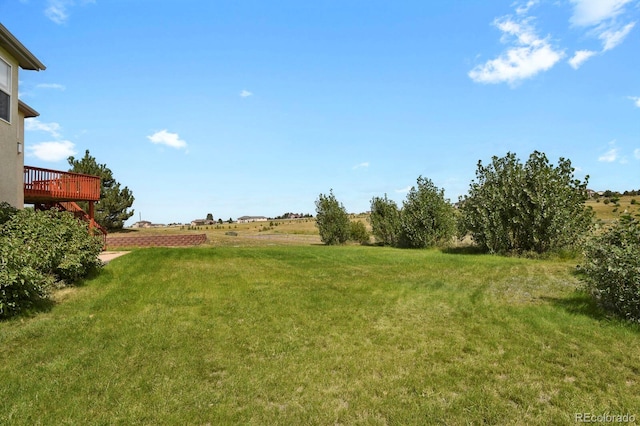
[441,246,488,255]
[0,296,56,322]
[541,292,608,321]
[542,292,640,332]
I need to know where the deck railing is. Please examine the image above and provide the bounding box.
[24,166,101,202]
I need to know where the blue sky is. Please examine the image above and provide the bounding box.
[4,0,639,224]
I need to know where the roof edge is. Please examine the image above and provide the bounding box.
[18,99,39,118]
[0,23,46,71]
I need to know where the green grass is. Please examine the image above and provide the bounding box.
[2,246,639,424]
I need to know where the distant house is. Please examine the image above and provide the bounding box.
[237,215,268,223]
[191,219,215,227]
[131,220,152,228]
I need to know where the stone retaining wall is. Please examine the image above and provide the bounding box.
[106,234,207,248]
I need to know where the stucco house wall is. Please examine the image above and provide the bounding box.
[0,45,21,207]
[0,24,45,208]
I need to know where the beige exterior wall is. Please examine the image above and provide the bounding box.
[0,45,22,208]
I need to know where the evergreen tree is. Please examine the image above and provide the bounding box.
[68,150,135,231]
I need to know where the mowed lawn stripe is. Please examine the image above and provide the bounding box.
[1,246,639,425]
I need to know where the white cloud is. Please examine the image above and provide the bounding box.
[634,148,640,159]
[27,140,76,162]
[35,83,66,91]
[629,96,640,108]
[240,90,253,98]
[468,17,563,85]
[44,0,96,24]
[569,0,632,27]
[147,130,187,149]
[395,186,412,194]
[515,0,538,16]
[568,1,636,55]
[353,162,369,170]
[25,118,62,139]
[45,0,69,24]
[598,140,619,162]
[599,22,636,51]
[598,148,618,162]
[568,49,597,69]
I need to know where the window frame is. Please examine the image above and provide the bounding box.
[0,56,11,124]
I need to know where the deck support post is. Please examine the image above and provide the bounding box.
[88,201,95,233]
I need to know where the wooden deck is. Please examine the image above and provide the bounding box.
[24,166,100,203]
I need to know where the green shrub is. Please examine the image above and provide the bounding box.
[369,195,401,246]
[459,151,593,254]
[0,209,103,319]
[399,176,456,248]
[579,215,640,322]
[349,221,370,245]
[0,202,18,225]
[315,190,350,245]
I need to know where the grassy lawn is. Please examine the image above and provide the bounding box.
[1,246,639,424]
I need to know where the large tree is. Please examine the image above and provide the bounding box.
[315,190,350,245]
[68,150,135,231]
[459,151,593,254]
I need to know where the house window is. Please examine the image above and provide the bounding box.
[0,57,11,123]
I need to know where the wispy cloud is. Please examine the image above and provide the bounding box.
[240,90,253,98]
[27,140,76,162]
[568,49,597,69]
[353,162,369,170]
[147,130,187,149]
[634,148,640,159]
[395,185,412,194]
[44,0,95,25]
[474,1,636,82]
[569,0,632,27]
[45,0,69,24]
[468,17,563,85]
[25,118,63,139]
[599,22,636,51]
[598,140,619,162]
[25,118,77,161]
[569,0,636,55]
[35,83,66,91]
[628,96,640,108]
[515,0,539,16]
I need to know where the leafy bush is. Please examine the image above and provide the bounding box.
[349,221,370,245]
[0,202,18,225]
[369,178,456,248]
[399,176,456,248]
[0,208,103,319]
[315,190,350,245]
[459,151,593,254]
[369,195,402,246]
[579,215,640,322]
